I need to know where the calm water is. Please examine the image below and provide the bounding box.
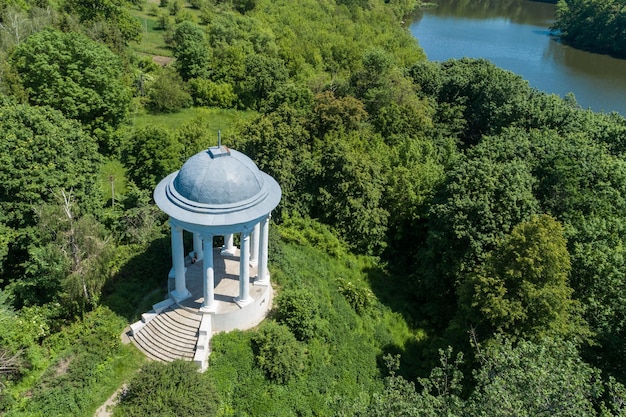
[409,0,626,115]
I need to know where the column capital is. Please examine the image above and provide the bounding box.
[169,219,183,231]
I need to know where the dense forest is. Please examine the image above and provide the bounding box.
[553,0,626,57]
[1,0,626,415]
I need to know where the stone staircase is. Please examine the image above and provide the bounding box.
[131,306,202,362]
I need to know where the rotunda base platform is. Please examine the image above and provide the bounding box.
[128,248,272,369]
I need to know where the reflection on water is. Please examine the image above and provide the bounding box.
[410,0,626,114]
[412,0,554,26]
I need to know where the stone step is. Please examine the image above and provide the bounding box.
[130,306,202,363]
[133,331,190,362]
[130,337,163,362]
[135,327,194,360]
[164,308,202,325]
[156,313,200,339]
[140,325,195,356]
[148,314,198,343]
[172,306,202,321]
[144,320,198,350]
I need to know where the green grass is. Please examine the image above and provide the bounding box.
[129,2,204,57]
[129,106,258,139]
[99,159,128,205]
[4,308,147,417]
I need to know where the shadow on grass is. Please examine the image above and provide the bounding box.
[365,264,466,381]
[101,236,171,322]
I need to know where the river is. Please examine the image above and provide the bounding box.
[409,0,626,115]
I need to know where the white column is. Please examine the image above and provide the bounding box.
[235,230,252,307]
[193,233,204,261]
[170,221,190,301]
[256,215,270,286]
[200,234,216,313]
[250,222,260,267]
[221,233,236,256]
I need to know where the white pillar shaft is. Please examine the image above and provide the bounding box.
[257,216,270,285]
[221,233,236,256]
[238,231,251,304]
[201,235,215,312]
[193,233,203,260]
[250,222,260,267]
[170,222,189,300]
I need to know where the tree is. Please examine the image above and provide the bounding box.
[233,105,313,219]
[308,91,367,138]
[315,130,390,255]
[420,149,540,327]
[410,58,534,147]
[238,53,288,110]
[170,21,210,81]
[0,98,101,230]
[460,214,588,340]
[62,0,141,50]
[146,67,192,113]
[10,29,131,150]
[467,336,603,417]
[122,126,182,190]
[276,288,322,341]
[13,193,115,311]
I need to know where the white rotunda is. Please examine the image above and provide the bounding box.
[129,144,281,370]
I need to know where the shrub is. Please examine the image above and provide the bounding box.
[252,322,307,384]
[276,288,321,341]
[114,360,219,417]
[337,277,373,313]
[189,78,237,108]
[146,69,192,113]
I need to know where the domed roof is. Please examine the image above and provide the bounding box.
[173,147,263,205]
[154,146,281,228]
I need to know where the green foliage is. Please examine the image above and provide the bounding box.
[309,91,367,138]
[146,67,192,113]
[10,29,131,145]
[277,215,348,258]
[114,360,219,417]
[276,287,323,341]
[233,105,313,219]
[367,349,464,417]
[410,58,533,147]
[337,277,374,314]
[122,125,182,190]
[252,321,307,384]
[4,307,145,417]
[422,150,539,326]
[237,53,288,110]
[553,0,626,57]
[460,215,587,340]
[12,196,115,312]
[0,99,101,231]
[468,336,603,417]
[169,20,210,81]
[315,130,390,255]
[103,183,166,245]
[62,0,142,50]
[188,78,237,108]
[351,48,431,137]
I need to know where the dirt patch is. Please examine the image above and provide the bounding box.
[94,384,127,417]
[53,356,72,378]
[152,55,175,66]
